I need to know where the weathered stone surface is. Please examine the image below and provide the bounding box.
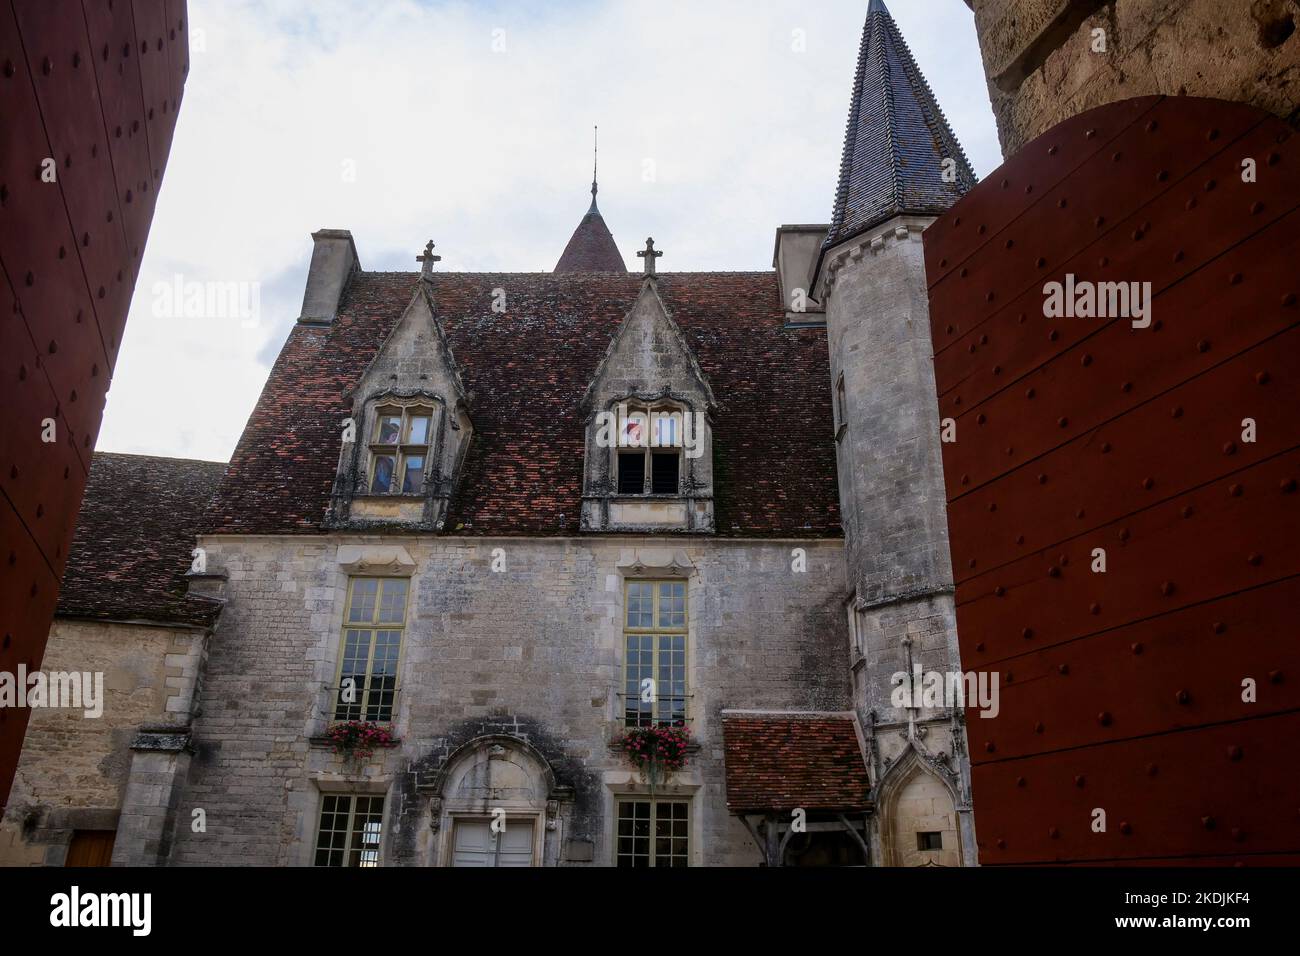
[167,535,847,866]
[972,0,1300,155]
[820,214,977,866]
[0,620,203,866]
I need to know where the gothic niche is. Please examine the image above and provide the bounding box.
[327,286,473,531]
[580,279,715,532]
[878,750,964,867]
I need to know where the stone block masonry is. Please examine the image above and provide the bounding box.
[970,0,1300,155]
[168,535,848,867]
[0,620,204,866]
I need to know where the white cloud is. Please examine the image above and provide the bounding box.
[96,0,1001,463]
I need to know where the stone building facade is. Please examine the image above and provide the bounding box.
[3,1,982,867]
[0,454,222,867]
[170,537,849,866]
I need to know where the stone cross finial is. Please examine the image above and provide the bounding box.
[637,237,662,276]
[417,240,441,277]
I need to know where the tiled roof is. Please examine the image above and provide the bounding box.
[554,202,628,273]
[57,452,226,628]
[824,0,976,250]
[205,271,841,538]
[723,712,873,813]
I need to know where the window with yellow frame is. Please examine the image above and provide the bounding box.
[623,580,687,728]
[334,577,408,722]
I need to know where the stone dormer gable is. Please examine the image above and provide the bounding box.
[581,279,716,533]
[327,284,473,530]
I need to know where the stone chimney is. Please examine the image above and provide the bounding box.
[297,228,360,324]
[772,224,828,322]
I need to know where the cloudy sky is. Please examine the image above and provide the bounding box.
[97,0,1002,463]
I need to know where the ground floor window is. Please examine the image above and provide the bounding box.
[616,799,689,867]
[315,794,385,867]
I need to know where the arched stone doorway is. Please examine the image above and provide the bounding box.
[879,752,963,867]
[428,735,557,867]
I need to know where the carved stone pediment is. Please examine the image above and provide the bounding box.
[335,545,417,575]
[616,549,696,578]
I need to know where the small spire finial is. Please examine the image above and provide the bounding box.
[417,240,441,277]
[636,236,663,276]
[589,125,599,211]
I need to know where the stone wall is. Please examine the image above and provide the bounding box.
[819,217,956,612]
[0,619,203,866]
[971,0,1300,155]
[818,215,977,865]
[167,534,848,867]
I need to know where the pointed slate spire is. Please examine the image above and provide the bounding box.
[824,0,977,250]
[556,127,629,273]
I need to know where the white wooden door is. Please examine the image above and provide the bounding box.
[496,823,534,867]
[451,821,495,867]
[451,819,535,867]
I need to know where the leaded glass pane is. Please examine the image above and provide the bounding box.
[348,580,378,623]
[401,455,424,493]
[370,455,395,493]
[377,579,407,623]
[376,415,401,444]
[626,582,652,628]
[407,415,430,445]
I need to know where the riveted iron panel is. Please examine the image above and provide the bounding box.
[941,121,1294,465]
[950,313,1300,582]
[925,96,1160,288]
[10,1,120,456]
[969,575,1300,760]
[925,96,1300,864]
[973,711,1300,865]
[0,502,61,813]
[0,0,187,810]
[82,0,164,367]
[0,270,85,576]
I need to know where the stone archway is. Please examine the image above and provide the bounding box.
[878,749,963,867]
[428,735,558,867]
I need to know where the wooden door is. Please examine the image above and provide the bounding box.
[451,819,535,867]
[65,830,116,867]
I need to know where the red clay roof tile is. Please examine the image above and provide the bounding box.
[205,271,841,538]
[723,712,873,813]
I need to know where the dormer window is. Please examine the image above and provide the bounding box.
[326,284,473,531]
[579,278,715,533]
[369,406,432,494]
[615,405,684,496]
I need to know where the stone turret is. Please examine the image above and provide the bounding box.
[813,0,979,866]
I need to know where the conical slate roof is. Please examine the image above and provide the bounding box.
[554,202,628,272]
[824,0,977,250]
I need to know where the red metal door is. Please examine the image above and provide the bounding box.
[924,95,1300,865]
[0,0,189,810]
